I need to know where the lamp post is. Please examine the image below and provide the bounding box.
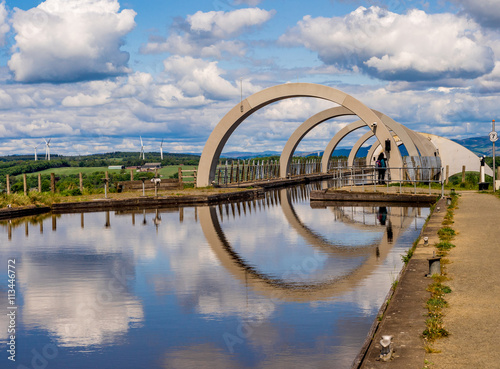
[491,120,498,192]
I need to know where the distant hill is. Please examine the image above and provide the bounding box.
[220,147,369,159]
[451,136,494,156]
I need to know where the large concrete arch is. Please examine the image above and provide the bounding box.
[197,83,402,187]
[279,106,354,178]
[321,120,369,171]
[279,108,428,178]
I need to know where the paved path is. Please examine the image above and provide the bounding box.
[428,192,500,368]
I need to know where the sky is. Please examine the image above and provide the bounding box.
[0,0,499,157]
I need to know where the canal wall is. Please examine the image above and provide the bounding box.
[310,189,438,204]
[353,196,449,369]
[0,205,51,221]
[0,188,265,219]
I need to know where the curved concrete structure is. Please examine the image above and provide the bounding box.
[419,133,493,177]
[279,109,423,178]
[321,120,369,171]
[197,83,402,187]
[347,130,378,166]
[279,106,354,178]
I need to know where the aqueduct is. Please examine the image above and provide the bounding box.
[196,83,488,187]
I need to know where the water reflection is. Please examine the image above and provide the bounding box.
[0,184,429,369]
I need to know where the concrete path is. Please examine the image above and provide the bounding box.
[428,192,500,368]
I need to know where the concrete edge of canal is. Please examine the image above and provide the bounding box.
[0,188,265,220]
[353,196,449,369]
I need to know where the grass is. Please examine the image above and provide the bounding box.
[28,165,198,178]
[437,227,456,241]
[423,193,458,351]
[0,185,248,209]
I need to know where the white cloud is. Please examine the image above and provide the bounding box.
[187,8,273,38]
[280,6,494,82]
[163,56,239,101]
[141,8,274,58]
[9,0,136,83]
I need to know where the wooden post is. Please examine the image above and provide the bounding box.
[38,173,42,193]
[193,168,197,188]
[50,173,56,193]
[6,174,10,195]
[23,174,27,195]
[178,167,183,188]
[130,169,134,181]
[461,165,466,183]
[105,171,109,181]
[79,172,83,193]
[236,162,240,183]
[230,161,234,184]
[445,165,449,185]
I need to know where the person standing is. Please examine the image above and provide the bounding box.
[376,152,387,184]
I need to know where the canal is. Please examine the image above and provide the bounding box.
[0,184,429,369]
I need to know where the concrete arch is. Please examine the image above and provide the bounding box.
[279,109,420,178]
[321,120,368,171]
[348,130,378,166]
[348,132,403,167]
[197,83,402,187]
[279,106,354,178]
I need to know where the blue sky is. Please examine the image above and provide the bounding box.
[0,0,499,156]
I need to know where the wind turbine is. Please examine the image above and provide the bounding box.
[44,138,51,161]
[26,142,41,161]
[160,139,164,160]
[139,136,145,160]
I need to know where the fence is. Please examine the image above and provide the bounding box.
[213,158,365,185]
[332,166,445,196]
[178,167,197,187]
[1,170,180,195]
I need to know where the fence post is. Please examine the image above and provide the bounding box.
[130,169,134,181]
[6,174,10,195]
[50,173,55,193]
[445,165,449,185]
[462,165,466,183]
[194,168,197,188]
[23,173,27,196]
[38,173,42,193]
[178,167,183,188]
[79,172,83,193]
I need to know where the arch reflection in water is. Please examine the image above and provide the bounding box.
[0,185,430,369]
[199,186,423,302]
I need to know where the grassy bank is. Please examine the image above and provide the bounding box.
[0,185,248,209]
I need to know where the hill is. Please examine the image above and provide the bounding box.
[452,136,494,156]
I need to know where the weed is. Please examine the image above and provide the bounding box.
[435,241,455,252]
[438,227,456,241]
[391,279,399,290]
[401,248,414,264]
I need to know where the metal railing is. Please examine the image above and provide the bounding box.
[330,166,444,197]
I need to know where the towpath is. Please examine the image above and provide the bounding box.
[427,192,500,368]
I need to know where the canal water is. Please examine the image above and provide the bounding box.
[0,184,429,369]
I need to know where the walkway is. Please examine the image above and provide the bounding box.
[427,192,500,368]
